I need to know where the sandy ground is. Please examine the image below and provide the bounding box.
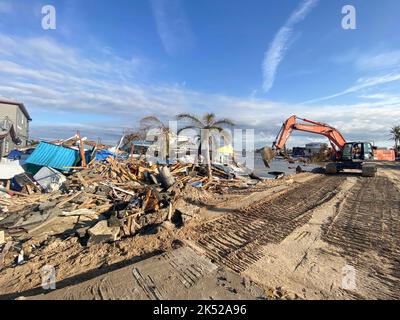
[26,247,267,300]
[1,164,400,300]
[242,178,356,299]
[0,174,299,299]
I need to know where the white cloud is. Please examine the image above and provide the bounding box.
[301,73,400,104]
[356,50,400,71]
[262,0,318,92]
[150,0,195,56]
[0,32,397,147]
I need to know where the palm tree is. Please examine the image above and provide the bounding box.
[176,113,235,178]
[140,116,173,161]
[390,125,400,151]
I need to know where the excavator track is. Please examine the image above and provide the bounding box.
[322,176,400,299]
[194,175,346,273]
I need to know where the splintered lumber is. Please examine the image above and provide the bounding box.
[0,187,29,197]
[76,172,89,188]
[85,193,109,201]
[78,199,96,209]
[56,191,83,208]
[94,203,114,214]
[0,198,11,205]
[121,167,137,181]
[142,189,152,210]
[100,182,136,196]
[171,164,191,174]
[141,188,160,212]
[0,241,13,270]
[25,185,33,195]
[211,167,230,178]
[167,202,173,221]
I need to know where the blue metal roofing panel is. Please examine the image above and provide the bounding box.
[25,142,80,171]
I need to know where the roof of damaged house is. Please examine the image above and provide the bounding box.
[0,98,32,121]
[25,142,80,171]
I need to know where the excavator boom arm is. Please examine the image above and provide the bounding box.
[273,115,347,154]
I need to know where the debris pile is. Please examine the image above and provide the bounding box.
[1,138,266,265]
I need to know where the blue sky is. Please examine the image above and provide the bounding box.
[0,0,400,147]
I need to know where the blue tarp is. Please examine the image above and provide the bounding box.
[95,149,116,161]
[7,150,23,160]
[25,142,80,171]
[94,149,127,161]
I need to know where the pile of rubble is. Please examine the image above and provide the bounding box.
[0,141,265,267]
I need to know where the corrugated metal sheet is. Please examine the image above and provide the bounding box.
[25,142,80,171]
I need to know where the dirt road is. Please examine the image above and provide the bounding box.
[27,247,266,300]
[191,175,346,273]
[321,174,400,299]
[189,165,400,299]
[2,165,399,300]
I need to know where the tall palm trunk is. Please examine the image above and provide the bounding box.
[165,132,170,162]
[203,131,212,178]
[197,141,202,165]
[205,142,212,178]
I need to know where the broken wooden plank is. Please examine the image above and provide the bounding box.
[56,191,83,208]
[76,172,89,188]
[0,187,29,197]
[100,182,136,197]
[0,241,12,270]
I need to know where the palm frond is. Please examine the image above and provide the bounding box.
[177,125,197,135]
[205,125,225,132]
[140,115,163,128]
[176,113,204,128]
[389,125,400,138]
[213,118,235,127]
[203,112,216,126]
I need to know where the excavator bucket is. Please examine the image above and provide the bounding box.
[261,146,276,168]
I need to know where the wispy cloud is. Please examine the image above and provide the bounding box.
[332,48,400,73]
[262,0,318,92]
[356,50,400,71]
[301,73,400,104]
[150,0,195,56]
[359,93,400,102]
[0,32,397,147]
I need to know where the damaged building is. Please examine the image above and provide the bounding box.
[0,99,32,157]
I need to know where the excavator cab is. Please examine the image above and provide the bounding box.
[340,142,374,161]
[326,141,376,177]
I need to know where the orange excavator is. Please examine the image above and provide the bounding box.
[261,115,388,177]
